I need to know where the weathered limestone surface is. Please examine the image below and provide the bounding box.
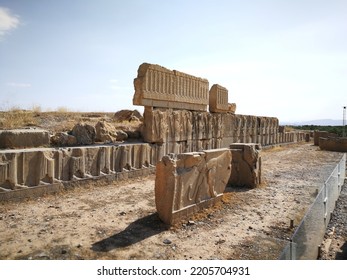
[319,137,347,152]
[72,123,96,145]
[155,148,232,225]
[0,129,50,149]
[142,107,280,152]
[209,84,236,113]
[133,63,209,111]
[0,143,155,194]
[229,143,261,188]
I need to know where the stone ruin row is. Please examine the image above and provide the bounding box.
[0,63,309,224]
[135,63,307,154]
[134,63,307,223]
[0,143,170,197]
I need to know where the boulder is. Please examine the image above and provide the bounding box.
[95,121,117,143]
[71,123,96,145]
[114,109,142,122]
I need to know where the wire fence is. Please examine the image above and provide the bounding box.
[279,153,346,260]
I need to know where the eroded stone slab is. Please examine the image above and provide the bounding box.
[209,84,236,113]
[155,148,232,225]
[0,143,155,192]
[0,129,50,149]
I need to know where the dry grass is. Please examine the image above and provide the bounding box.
[0,108,142,134]
[0,108,37,129]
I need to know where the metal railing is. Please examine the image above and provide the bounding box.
[279,153,346,259]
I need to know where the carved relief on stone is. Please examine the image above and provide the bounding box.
[229,143,262,188]
[155,148,232,225]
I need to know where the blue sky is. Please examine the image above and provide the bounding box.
[0,0,346,122]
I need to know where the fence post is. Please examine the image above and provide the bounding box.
[290,241,296,260]
[323,183,328,228]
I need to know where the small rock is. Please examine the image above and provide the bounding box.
[61,249,67,254]
[187,220,195,226]
[163,239,172,245]
[115,130,128,141]
[119,211,126,216]
[215,239,226,245]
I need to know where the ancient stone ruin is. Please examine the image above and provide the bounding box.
[0,62,309,224]
[155,148,232,224]
[314,131,347,152]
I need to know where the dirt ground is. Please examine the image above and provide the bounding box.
[0,143,345,260]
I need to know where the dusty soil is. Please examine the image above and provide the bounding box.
[0,143,344,260]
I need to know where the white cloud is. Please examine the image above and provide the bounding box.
[0,7,20,39]
[6,82,31,88]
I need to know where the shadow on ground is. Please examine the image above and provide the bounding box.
[91,213,168,252]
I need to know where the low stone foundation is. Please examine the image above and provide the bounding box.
[0,143,157,200]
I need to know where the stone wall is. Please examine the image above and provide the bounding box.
[141,107,289,154]
[319,137,347,152]
[0,144,157,200]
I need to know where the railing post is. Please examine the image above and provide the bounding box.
[323,183,328,227]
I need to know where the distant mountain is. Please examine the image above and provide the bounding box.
[280,119,343,126]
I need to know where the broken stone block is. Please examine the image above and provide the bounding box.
[71,123,96,145]
[95,121,116,143]
[209,84,236,113]
[229,143,261,188]
[155,148,232,225]
[0,128,50,149]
